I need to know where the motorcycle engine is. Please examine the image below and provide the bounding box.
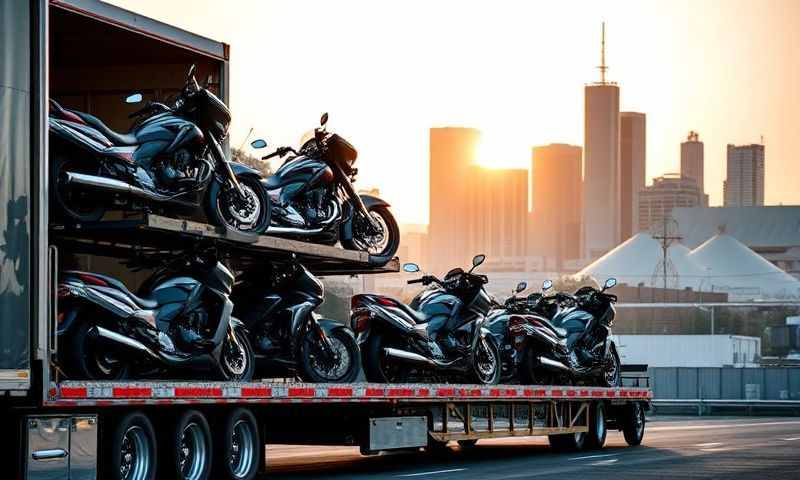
[302,189,329,225]
[157,148,196,187]
[173,307,213,350]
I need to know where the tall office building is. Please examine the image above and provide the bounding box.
[583,23,620,259]
[429,127,480,273]
[531,144,583,268]
[638,174,703,231]
[466,166,528,271]
[680,131,705,204]
[723,143,765,207]
[620,112,646,239]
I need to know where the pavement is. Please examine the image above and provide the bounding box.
[260,416,800,479]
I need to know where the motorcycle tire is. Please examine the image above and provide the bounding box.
[363,332,410,383]
[64,320,130,381]
[341,205,400,265]
[51,155,106,223]
[206,175,271,235]
[469,336,501,385]
[300,328,361,383]
[599,343,622,387]
[219,325,255,381]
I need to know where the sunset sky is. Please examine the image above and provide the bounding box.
[108,0,800,225]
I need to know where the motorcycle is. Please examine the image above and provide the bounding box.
[351,254,501,384]
[506,278,622,387]
[49,64,271,234]
[231,258,360,382]
[56,251,254,381]
[250,113,399,264]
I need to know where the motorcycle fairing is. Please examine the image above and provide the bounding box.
[265,155,332,191]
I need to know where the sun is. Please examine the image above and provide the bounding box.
[474,133,531,170]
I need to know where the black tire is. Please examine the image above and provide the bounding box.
[64,320,130,380]
[470,336,501,385]
[426,436,451,454]
[363,331,410,383]
[341,205,399,265]
[300,327,361,383]
[457,439,478,449]
[206,176,271,235]
[548,431,586,452]
[50,155,106,222]
[600,343,622,387]
[103,411,158,480]
[585,402,607,450]
[213,408,261,480]
[519,347,557,385]
[161,409,213,480]
[622,402,646,446]
[219,325,255,381]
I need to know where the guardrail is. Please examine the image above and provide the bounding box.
[652,399,800,416]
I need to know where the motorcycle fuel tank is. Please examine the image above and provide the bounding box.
[265,156,334,192]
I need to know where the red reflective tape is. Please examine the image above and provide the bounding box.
[551,389,563,397]
[174,387,223,397]
[365,388,384,397]
[387,388,414,397]
[591,390,604,397]
[490,389,501,397]
[579,389,589,397]
[113,386,152,398]
[459,388,482,397]
[620,390,629,397]
[606,390,616,397]
[48,388,57,398]
[437,388,455,397]
[418,388,430,397]
[566,389,577,397]
[288,387,316,397]
[533,389,547,397]
[241,387,271,397]
[60,387,87,399]
[327,387,353,397]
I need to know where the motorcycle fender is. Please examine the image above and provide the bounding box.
[230,161,263,179]
[316,318,355,339]
[339,194,390,242]
[209,297,235,359]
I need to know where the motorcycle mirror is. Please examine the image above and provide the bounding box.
[402,263,420,273]
[542,279,553,291]
[515,281,527,294]
[187,64,196,79]
[320,112,329,127]
[471,254,486,268]
[250,139,268,149]
[125,93,143,104]
[603,277,618,291]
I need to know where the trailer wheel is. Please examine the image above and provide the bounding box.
[457,439,478,449]
[622,402,646,446]
[426,436,451,455]
[161,409,213,480]
[213,408,260,480]
[103,411,157,480]
[585,402,607,449]
[548,431,586,452]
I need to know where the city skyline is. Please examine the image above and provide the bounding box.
[107,0,800,224]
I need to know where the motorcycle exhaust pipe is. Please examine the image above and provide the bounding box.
[383,347,458,369]
[66,172,173,202]
[267,202,340,235]
[537,356,571,373]
[91,326,160,361]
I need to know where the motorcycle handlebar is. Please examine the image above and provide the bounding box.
[261,146,297,161]
[407,278,424,284]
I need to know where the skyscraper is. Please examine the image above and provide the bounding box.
[620,112,646,239]
[638,174,704,231]
[681,131,707,206]
[531,144,583,268]
[429,127,480,273]
[723,143,765,207]
[583,23,620,259]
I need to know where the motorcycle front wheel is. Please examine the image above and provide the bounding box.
[219,325,255,381]
[300,328,361,383]
[206,175,271,235]
[599,344,622,387]
[470,336,501,385]
[342,205,400,264]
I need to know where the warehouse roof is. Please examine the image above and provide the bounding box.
[671,206,800,249]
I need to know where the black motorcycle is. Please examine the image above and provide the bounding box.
[505,278,622,387]
[250,113,399,264]
[351,254,501,384]
[56,251,254,381]
[49,64,271,234]
[231,258,360,382]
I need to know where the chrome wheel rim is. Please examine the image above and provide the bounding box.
[120,426,150,480]
[604,352,619,386]
[223,332,248,378]
[220,183,261,230]
[475,339,498,383]
[634,404,645,437]
[309,335,351,381]
[179,422,208,480]
[229,420,255,478]
[356,211,389,255]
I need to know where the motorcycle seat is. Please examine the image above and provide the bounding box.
[67,270,158,309]
[73,111,140,146]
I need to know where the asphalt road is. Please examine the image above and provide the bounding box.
[260,416,800,479]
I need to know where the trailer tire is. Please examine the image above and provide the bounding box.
[103,411,157,480]
[622,402,646,446]
[585,402,607,449]
[548,431,586,452]
[457,439,478,449]
[161,409,213,480]
[213,408,260,480]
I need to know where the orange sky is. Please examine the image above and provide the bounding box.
[108,0,800,224]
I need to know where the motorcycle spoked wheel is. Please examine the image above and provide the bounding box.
[363,332,414,383]
[219,326,255,381]
[342,205,399,264]
[206,176,271,234]
[63,321,131,380]
[299,328,360,383]
[599,344,622,387]
[51,155,107,223]
[470,336,501,385]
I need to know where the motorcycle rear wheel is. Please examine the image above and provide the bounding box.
[219,326,255,381]
[51,155,106,223]
[599,344,622,387]
[363,332,412,383]
[64,321,130,380]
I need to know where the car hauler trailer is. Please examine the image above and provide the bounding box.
[1,1,651,479]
